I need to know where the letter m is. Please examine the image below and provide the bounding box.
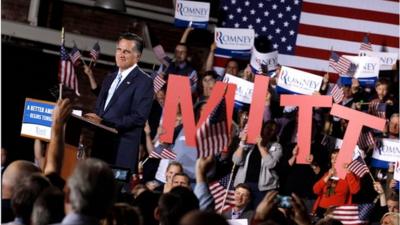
[160,75,236,147]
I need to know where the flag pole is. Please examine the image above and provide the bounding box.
[219,164,236,214]
[140,157,150,166]
[73,41,87,66]
[59,27,65,100]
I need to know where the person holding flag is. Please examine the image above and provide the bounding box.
[312,149,361,219]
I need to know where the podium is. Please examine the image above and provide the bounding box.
[61,114,117,180]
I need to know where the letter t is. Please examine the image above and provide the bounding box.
[330,104,386,178]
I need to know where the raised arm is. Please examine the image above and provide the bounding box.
[44,98,72,175]
[180,27,194,44]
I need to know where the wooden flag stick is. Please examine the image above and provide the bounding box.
[140,157,150,167]
[59,83,63,100]
[59,27,65,100]
[219,164,236,214]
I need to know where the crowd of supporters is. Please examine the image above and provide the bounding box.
[1,27,399,225]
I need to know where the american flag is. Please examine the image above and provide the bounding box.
[69,43,82,66]
[152,45,169,66]
[331,204,374,225]
[149,144,176,160]
[369,101,386,119]
[329,51,356,76]
[58,43,80,96]
[358,129,375,150]
[360,34,373,52]
[90,42,100,62]
[219,0,399,76]
[153,73,166,93]
[330,83,344,103]
[348,156,369,178]
[196,95,229,158]
[209,174,235,212]
[213,54,232,76]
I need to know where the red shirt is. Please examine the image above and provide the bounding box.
[313,172,360,209]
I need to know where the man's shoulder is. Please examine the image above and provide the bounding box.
[136,66,152,80]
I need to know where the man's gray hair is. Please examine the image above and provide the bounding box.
[67,158,116,219]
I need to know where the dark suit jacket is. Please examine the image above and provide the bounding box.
[223,207,254,224]
[92,66,153,173]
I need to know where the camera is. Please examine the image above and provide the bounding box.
[111,166,131,183]
[277,195,292,208]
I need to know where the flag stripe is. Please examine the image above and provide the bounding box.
[298,25,399,48]
[305,0,399,15]
[302,2,399,25]
[300,12,398,38]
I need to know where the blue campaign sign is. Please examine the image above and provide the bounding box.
[21,98,56,141]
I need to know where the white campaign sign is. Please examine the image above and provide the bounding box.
[344,56,380,78]
[215,28,255,51]
[228,219,248,225]
[175,0,210,28]
[277,66,323,95]
[372,139,400,162]
[359,51,398,71]
[250,49,278,72]
[223,74,254,104]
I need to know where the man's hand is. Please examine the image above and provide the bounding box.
[84,113,102,124]
[290,193,311,225]
[52,98,72,125]
[254,190,279,221]
[195,156,214,183]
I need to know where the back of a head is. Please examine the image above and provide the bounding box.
[180,211,229,225]
[67,158,116,219]
[11,173,51,224]
[31,186,65,225]
[316,218,343,225]
[2,160,41,199]
[158,187,199,225]
[101,203,142,225]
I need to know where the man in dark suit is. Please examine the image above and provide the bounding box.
[85,33,153,173]
[223,183,254,224]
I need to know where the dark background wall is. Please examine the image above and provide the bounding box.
[1,0,217,161]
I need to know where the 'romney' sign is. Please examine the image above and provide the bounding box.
[215,27,254,59]
[175,0,210,29]
[277,66,323,95]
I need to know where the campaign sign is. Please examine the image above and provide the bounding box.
[215,28,255,59]
[21,98,56,141]
[250,49,278,73]
[228,219,248,225]
[223,74,254,104]
[342,56,380,87]
[371,138,400,168]
[174,0,210,29]
[359,50,398,71]
[276,66,323,95]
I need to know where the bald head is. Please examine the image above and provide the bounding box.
[2,160,41,199]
